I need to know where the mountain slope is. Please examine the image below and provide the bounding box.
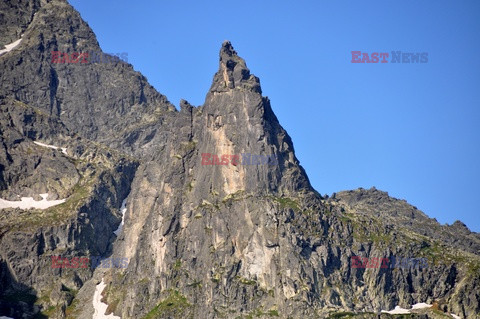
[88,42,479,319]
[0,1,478,318]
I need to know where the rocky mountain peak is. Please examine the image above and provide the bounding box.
[197,42,312,196]
[208,41,261,94]
[1,2,479,318]
[220,40,237,58]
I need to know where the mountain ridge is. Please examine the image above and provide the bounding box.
[0,1,478,318]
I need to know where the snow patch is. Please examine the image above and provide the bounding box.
[0,37,23,56]
[93,279,120,318]
[451,314,461,319]
[381,306,411,314]
[412,302,432,310]
[33,141,68,155]
[382,302,432,315]
[113,199,127,236]
[0,316,15,319]
[0,193,65,210]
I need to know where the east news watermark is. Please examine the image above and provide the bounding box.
[351,51,428,63]
[351,256,429,269]
[51,51,128,64]
[201,153,279,166]
[51,256,129,269]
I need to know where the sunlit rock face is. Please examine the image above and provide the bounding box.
[99,42,480,319]
[0,1,479,318]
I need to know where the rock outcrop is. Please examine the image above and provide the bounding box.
[0,1,478,318]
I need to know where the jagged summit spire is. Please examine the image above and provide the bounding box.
[220,40,237,59]
[208,41,261,94]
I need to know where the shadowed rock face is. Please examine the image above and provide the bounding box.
[0,1,479,318]
[0,0,175,157]
[0,98,138,318]
[0,0,41,47]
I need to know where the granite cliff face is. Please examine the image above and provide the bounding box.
[0,1,479,318]
[0,0,175,156]
[0,97,138,317]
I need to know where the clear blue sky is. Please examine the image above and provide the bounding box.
[69,0,480,232]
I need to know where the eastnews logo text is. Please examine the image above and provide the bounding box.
[51,256,129,269]
[51,51,128,64]
[351,51,428,63]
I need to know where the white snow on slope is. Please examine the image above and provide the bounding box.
[0,193,65,210]
[381,302,432,314]
[33,141,68,155]
[113,199,127,236]
[0,316,15,319]
[93,279,120,318]
[0,37,23,56]
[451,314,461,319]
[412,302,432,310]
[381,306,411,314]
